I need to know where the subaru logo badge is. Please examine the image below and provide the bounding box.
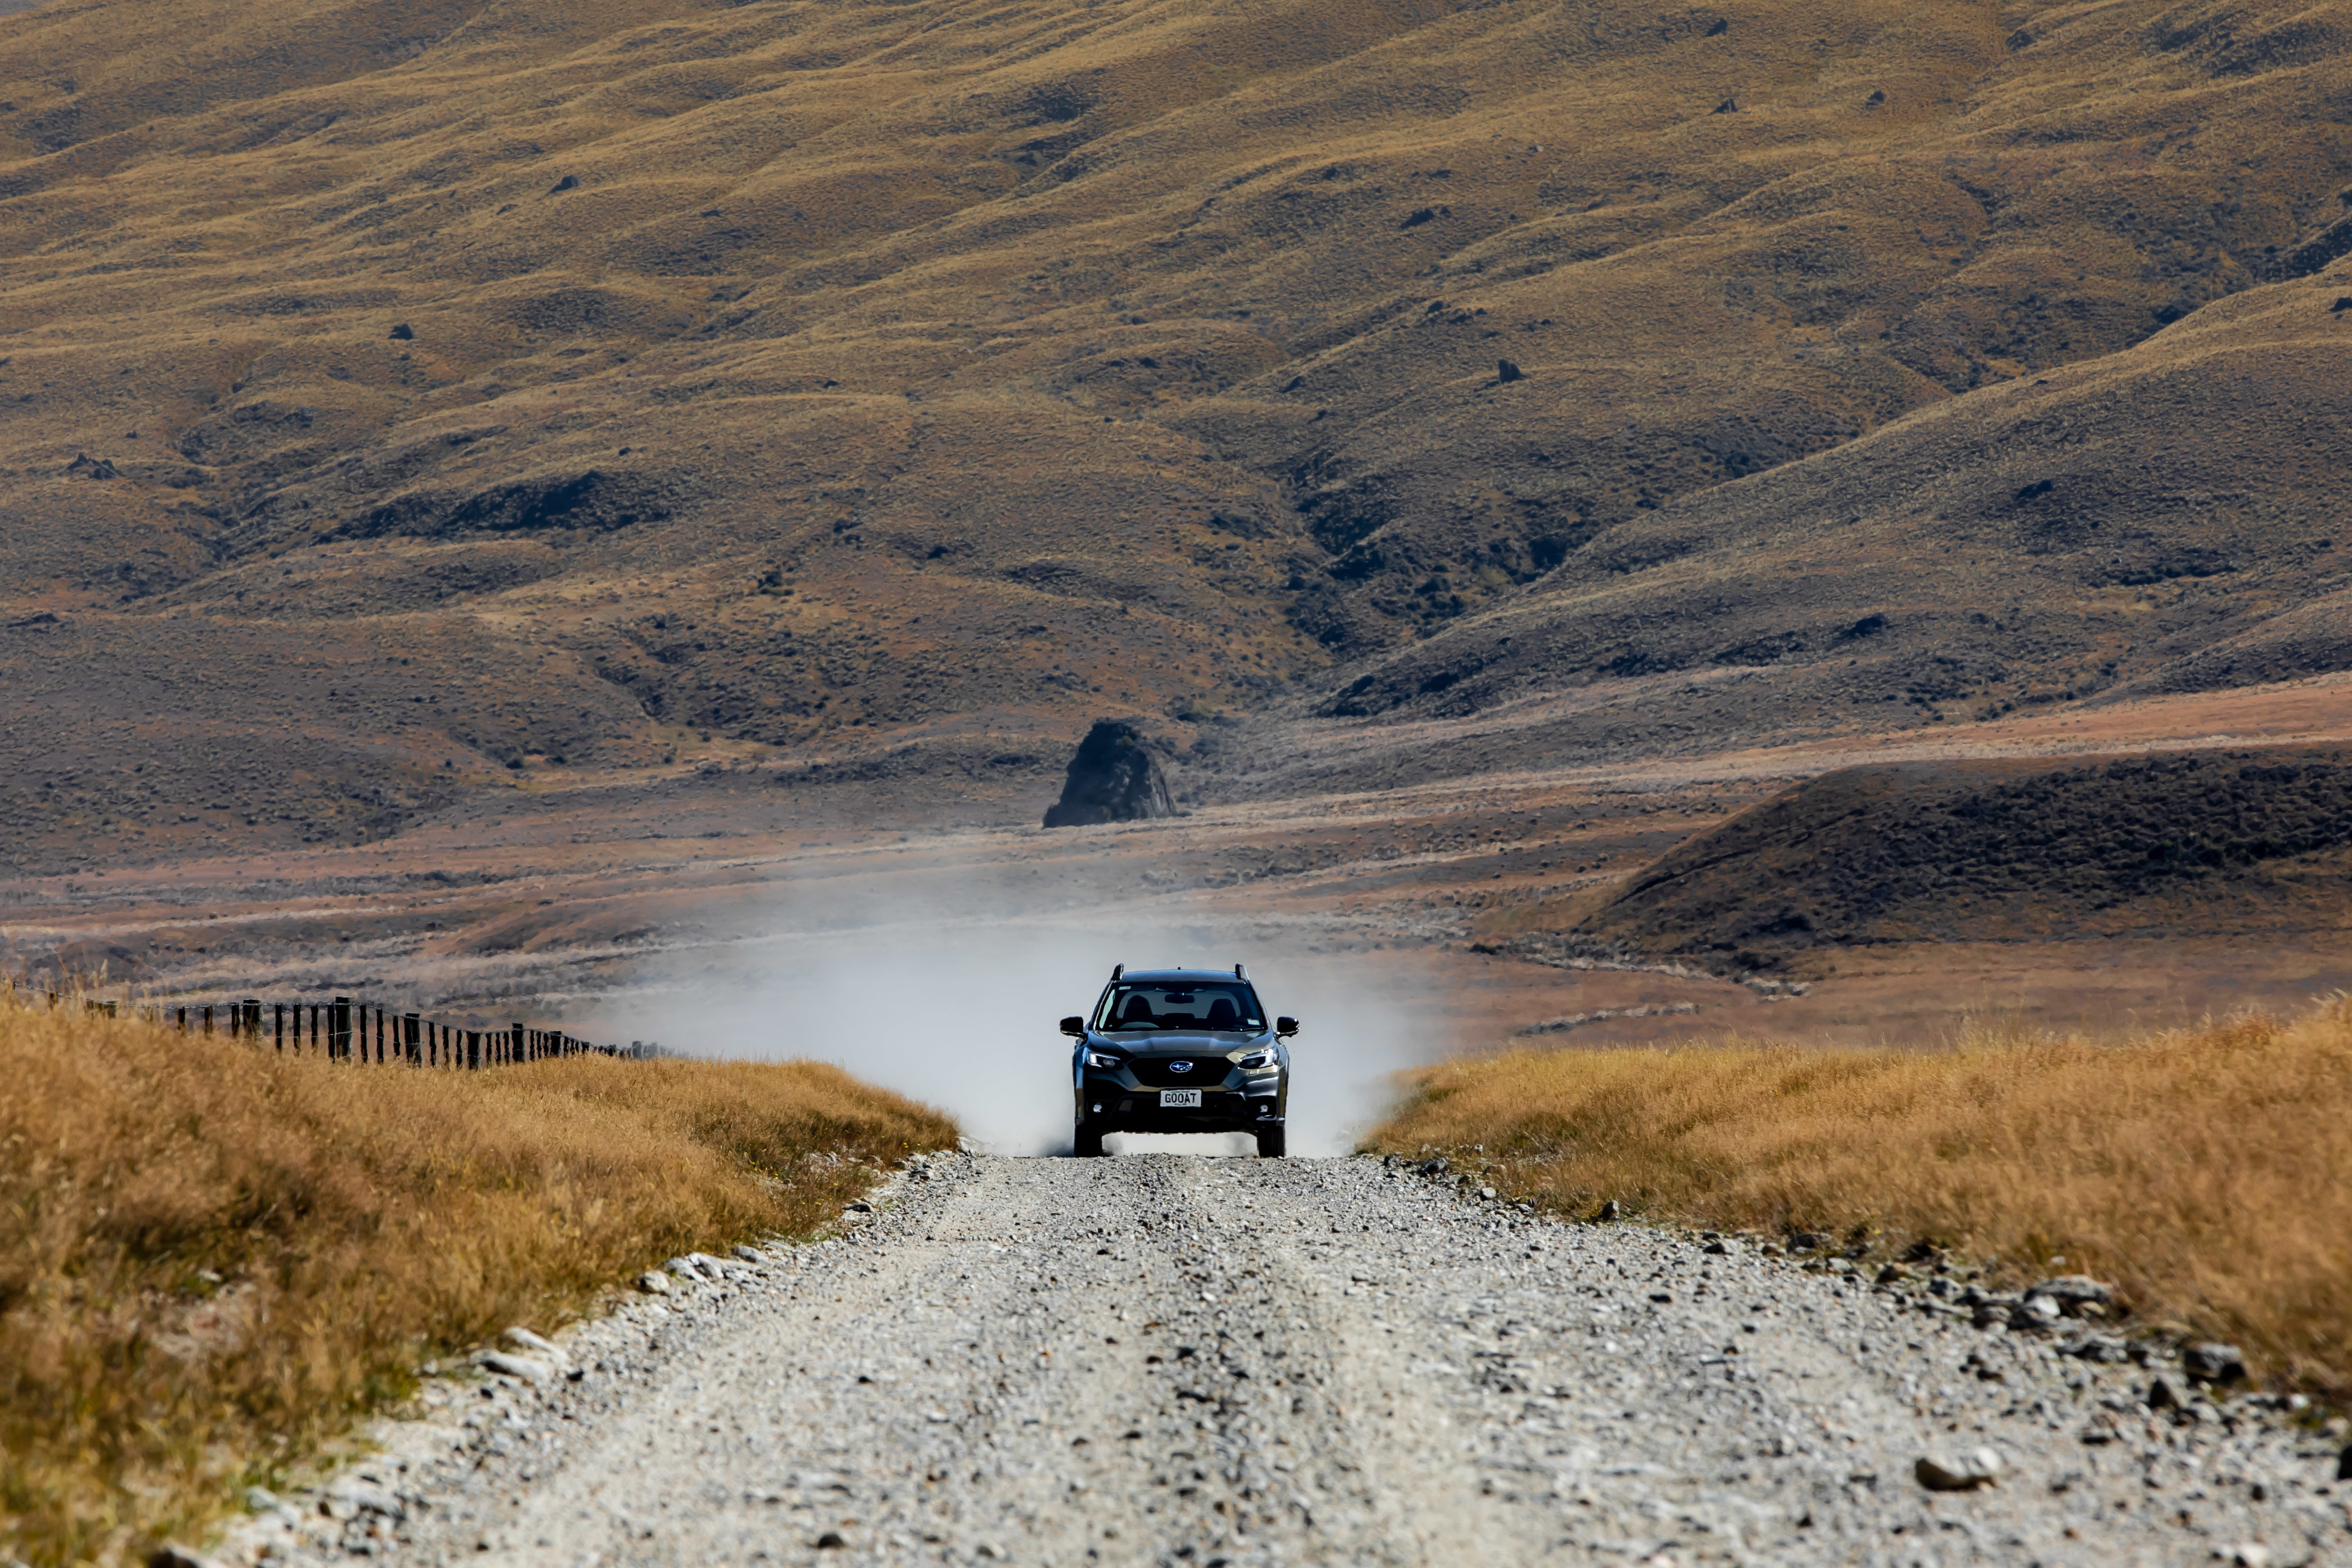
[1168,1060,1193,1074]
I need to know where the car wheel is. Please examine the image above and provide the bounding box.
[1074,1123,1105,1158]
[1254,1125,1285,1159]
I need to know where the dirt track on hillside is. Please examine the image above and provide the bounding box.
[238,1154,2350,1568]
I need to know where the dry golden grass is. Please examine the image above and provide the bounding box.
[1368,996,2352,1396]
[0,987,956,1568]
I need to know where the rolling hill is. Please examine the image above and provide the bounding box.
[3,0,2350,870]
[1564,747,2352,968]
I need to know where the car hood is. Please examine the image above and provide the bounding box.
[1087,1031,1267,1053]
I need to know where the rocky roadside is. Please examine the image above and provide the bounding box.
[203,1154,963,1568]
[1383,1154,2352,1564]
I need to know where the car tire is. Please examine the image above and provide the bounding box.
[1255,1125,1286,1159]
[1074,1123,1105,1158]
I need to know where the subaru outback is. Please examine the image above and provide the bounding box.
[1062,964,1295,1158]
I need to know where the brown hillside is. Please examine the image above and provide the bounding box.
[1310,269,2352,744]
[1568,746,2352,968]
[3,0,2351,867]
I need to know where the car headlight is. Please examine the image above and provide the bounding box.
[1083,1049,1125,1070]
[1235,1048,1278,1071]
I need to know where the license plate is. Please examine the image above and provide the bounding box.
[1159,1089,1203,1108]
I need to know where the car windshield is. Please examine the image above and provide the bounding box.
[1095,983,1265,1032]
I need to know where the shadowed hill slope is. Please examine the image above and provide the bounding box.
[1566,747,2352,968]
[3,0,2351,868]
[1311,271,2352,750]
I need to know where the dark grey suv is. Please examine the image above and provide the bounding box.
[1063,964,1296,1158]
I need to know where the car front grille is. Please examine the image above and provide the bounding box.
[1127,1056,1231,1088]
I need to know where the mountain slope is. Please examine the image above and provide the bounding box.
[1313,269,2352,748]
[2,0,2350,867]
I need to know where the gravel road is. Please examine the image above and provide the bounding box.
[240,1154,2352,1568]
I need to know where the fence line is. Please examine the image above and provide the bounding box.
[7,981,660,1066]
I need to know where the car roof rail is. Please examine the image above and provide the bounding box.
[1111,962,1124,982]
[1234,962,1246,979]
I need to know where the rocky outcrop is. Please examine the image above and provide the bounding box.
[1042,719,1172,827]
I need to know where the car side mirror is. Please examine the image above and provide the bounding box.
[1276,1016,1299,1037]
[1059,1016,1086,1037]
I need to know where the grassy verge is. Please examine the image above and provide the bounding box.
[0,989,956,1567]
[1367,996,2352,1396]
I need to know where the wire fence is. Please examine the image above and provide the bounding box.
[9,982,659,1065]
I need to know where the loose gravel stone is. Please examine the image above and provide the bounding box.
[2187,1342,2250,1386]
[1916,1447,2002,1491]
[474,1351,552,1384]
[233,1154,2352,1568]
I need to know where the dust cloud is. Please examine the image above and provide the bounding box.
[594,871,1443,1157]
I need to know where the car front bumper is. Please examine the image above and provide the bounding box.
[1076,1079,1284,1130]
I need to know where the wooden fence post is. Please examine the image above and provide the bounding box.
[404,1013,421,1066]
[330,998,351,1061]
[466,1029,479,1070]
[274,1002,284,1051]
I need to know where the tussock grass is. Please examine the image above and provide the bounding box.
[0,988,955,1567]
[1368,997,2352,1395]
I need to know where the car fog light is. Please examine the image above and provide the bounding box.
[1091,1103,1102,1113]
